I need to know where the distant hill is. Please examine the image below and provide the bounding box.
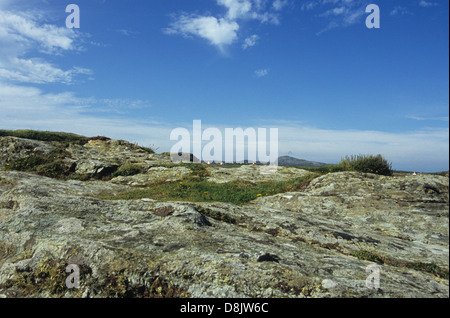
[277,156,328,167]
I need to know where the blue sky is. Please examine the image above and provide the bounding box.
[0,0,448,171]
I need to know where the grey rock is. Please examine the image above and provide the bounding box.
[0,136,448,298]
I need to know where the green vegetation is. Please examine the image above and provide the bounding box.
[101,173,318,205]
[338,154,393,176]
[293,154,393,176]
[352,250,385,264]
[180,163,211,181]
[0,129,88,144]
[433,171,449,177]
[352,249,449,279]
[4,148,75,179]
[111,163,145,178]
[1,258,68,296]
[406,262,449,279]
[103,273,190,298]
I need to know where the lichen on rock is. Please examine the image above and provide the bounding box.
[0,134,448,298]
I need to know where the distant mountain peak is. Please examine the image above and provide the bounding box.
[277,156,327,167]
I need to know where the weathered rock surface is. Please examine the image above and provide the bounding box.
[0,137,55,166]
[0,136,448,298]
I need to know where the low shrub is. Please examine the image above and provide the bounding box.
[338,154,393,176]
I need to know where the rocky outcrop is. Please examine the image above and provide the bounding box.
[0,136,55,166]
[0,136,448,298]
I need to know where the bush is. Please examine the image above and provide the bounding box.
[338,154,393,176]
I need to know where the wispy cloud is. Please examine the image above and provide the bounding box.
[164,0,288,52]
[0,7,91,84]
[390,6,412,16]
[165,15,240,52]
[273,0,289,11]
[301,0,370,35]
[0,58,91,84]
[242,34,259,49]
[117,29,139,37]
[274,122,449,172]
[419,0,439,8]
[254,68,269,77]
[406,115,449,122]
[0,81,166,147]
[1,81,447,171]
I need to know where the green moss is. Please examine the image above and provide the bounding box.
[1,258,67,296]
[102,272,190,298]
[111,163,145,178]
[103,272,129,298]
[352,249,449,280]
[406,262,449,279]
[352,250,385,264]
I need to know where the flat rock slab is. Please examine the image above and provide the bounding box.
[0,170,448,298]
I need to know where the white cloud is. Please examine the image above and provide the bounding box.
[242,34,259,49]
[165,15,239,50]
[1,81,447,171]
[301,2,318,11]
[390,6,412,16]
[117,29,139,37]
[0,57,92,84]
[274,123,449,172]
[419,0,438,8]
[302,0,368,34]
[165,0,287,52]
[0,81,169,149]
[255,69,269,77]
[218,0,253,20]
[0,7,90,85]
[406,115,449,122]
[0,10,77,54]
[321,6,346,16]
[273,0,289,11]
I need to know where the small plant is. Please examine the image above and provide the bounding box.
[339,154,393,176]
